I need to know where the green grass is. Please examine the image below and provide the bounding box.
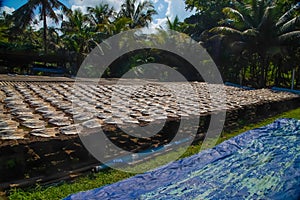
[7,107,300,200]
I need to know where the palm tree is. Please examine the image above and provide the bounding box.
[61,9,108,74]
[184,0,232,41]
[87,3,115,26]
[61,9,91,68]
[87,3,120,37]
[11,0,70,54]
[110,17,132,34]
[0,11,13,43]
[118,0,157,28]
[205,0,300,87]
[167,16,181,31]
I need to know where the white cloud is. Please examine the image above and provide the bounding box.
[69,0,123,11]
[71,5,88,13]
[164,0,194,21]
[140,18,167,34]
[0,6,15,15]
[157,3,164,12]
[22,0,195,34]
[152,18,168,29]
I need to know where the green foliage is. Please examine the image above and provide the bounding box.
[167,16,180,31]
[118,0,157,28]
[202,0,300,88]
[10,0,70,53]
[184,0,232,40]
[1,0,299,87]
[1,0,157,75]
[59,0,157,73]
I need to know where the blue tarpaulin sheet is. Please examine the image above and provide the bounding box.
[32,67,65,74]
[64,118,300,199]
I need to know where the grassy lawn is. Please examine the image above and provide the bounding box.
[7,107,300,200]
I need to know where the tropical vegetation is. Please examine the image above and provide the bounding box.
[0,0,299,88]
[201,0,300,88]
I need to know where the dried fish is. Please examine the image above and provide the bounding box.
[0,130,25,140]
[30,128,57,138]
[48,117,71,126]
[42,111,65,119]
[59,124,83,135]
[22,120,45,129]
[16,114,39,121]
[36,106,56,113]
[82,119,102,129]
[121,118,139,124]
[0,120,19,129]
[10,107,31,115]
[73,112,94,121]
[103,117,122,125]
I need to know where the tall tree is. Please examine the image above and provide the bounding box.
[184,0,232,40]
[87,3,118,37]
[118,0,157,28]
[11,0,70,54]
[61,9,109,74]
[87,3,115,26]
[205,0,300,87]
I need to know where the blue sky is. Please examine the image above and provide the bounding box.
[1,0,195,30]
[3,0,70,9]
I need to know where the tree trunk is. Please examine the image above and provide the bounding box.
[296,66,299,89]
[264,60,269,87]
[76,53,84,75]
[291,68,296,90]
[42,6,48,55]
[275,59,281,86]
[259,53,266,88]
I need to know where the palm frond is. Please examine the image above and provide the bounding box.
[222,7,252,28]
[276,3,299,27]
[257,6,277,30]
[279,16,300,34]
[50,0,70,14]
[278,30,300,45]
[209,26,243,37]
[242,28,259,36]
[12,3,37,29]
[242,28,259,41]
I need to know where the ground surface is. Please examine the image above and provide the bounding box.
[6,107,300,200]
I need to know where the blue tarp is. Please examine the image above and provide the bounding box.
[32,67,65,74]
[272,87,300,95]
[64,118,300,200]
[224,82,255,90]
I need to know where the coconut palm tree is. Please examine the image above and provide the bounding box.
[118,0,157,28]
[87,3,116,26]
[165,15,192,33]
[11,0,70,54]
[0,11,13,43]
[87,3,124,37]
[167,16,181,31]
[205,0,300,87]
[61,9,93,68]
[61,9,110,74]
